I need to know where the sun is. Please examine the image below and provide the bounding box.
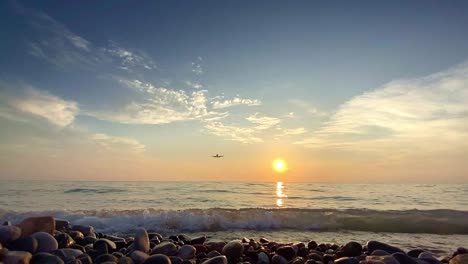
[273,159,288,173]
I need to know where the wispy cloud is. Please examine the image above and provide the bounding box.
[92,133,145,154]
[24,8,156,73]
[90,78,223,124]
[0,84,78,127]
[211,96,262,109]
[191,57,204,76]
[202,113,281,143]
[104,40,156,71]
[296,62,468,156]
[26,10,97,69]
[202,121,263,144]
[185,81,203,89]
[289,99,326,116]
[282,127,307,135]
[246,113,281,130]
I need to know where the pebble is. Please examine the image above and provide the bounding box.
[308,241,318,250]
[177,245,196,260]
[193,244,208,253]
[342,242,363,257]
[131,250,150,264]
[152,242,179,256]
[71,225,95,236]
[222,240,244,260]
[119,256,135,264]
[94,238,117,253]
[277,245,296,260]
[52,248,84,259]
[55,232,75,248]
[207,251,220,258]
[366,255,400,264]
[54,219,70,231]
[408,250,426,258]
[258,252,270,264]
[393,252,418,264]
[17,216,55,236]
[170,256,184,264]
[371,250,390,256]
[189,236,206,245]
[69,231,84,241]
[3,250,33,264]
[95,253,119,263]
[31,232,59,253]
[201,256,228,264]
[143,254,173,264]
[335,257,359,264]
[367,241,405,254]
[449,254,468,264]
[272,255,289,264]
[418,253,441,264]
[134,228,150,253]
[0,225,22,243]
[8,236,38,254]
[292,257,306,264]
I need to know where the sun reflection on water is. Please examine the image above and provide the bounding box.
[276,181,287,207]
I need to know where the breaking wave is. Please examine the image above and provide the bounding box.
[1,208,467,235]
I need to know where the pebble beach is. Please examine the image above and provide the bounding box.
[1,216,467,264]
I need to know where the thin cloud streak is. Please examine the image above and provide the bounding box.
[296,62,468,156]
[0,84,78,127]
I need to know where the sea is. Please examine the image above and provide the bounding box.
[1,181,467,256]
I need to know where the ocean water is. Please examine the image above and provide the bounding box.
[1,181,467,256]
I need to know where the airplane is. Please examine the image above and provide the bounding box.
[212,154,224,158]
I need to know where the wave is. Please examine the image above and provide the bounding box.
[1,208,467,235]
[64,188,128,194]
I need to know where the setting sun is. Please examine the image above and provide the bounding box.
[273,159,288,173]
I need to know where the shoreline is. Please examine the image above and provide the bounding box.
[1,216,467,264]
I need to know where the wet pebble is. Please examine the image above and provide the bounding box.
[31,232,59,253]
[134,228,150,253]
[143,254,173,264]
[276,246,296,260]
[367,241,404,254]
[55,233,75,248]
[342,242,362,257]
[222,240,244,260]
[8,236,38,254]
[0,225,21,243]
[95,253,118,263]
[170,256,184,264]
[258,252,270,264]
[3,250,33,264]
[272,255,289,264]
[393,252,418,264]
[372,250,391,256]
[18,216,55,237]
[152,241,179,256]
[366,255,400,264]
[71,225,94,237]
[131,250,150,264]
[201,256,228,264]
[449,254,468,264]
[177,245,196,260]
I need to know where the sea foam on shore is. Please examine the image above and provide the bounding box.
[0,216,467,264]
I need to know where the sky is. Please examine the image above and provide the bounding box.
[1,0,468,182]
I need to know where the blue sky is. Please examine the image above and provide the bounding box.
[1,1,468,182]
